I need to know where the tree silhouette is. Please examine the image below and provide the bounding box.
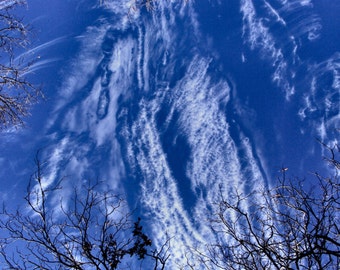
[195,141,340,269]
[0,0,41,128]
[0,155,169,269]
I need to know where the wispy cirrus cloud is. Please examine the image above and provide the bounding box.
[298,53,340,144]
[41,16,136,213]
[240,0,323,101]
[240,0,295,100]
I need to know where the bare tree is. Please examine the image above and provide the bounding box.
[197,142,340,270]
[0,0,40,128]
[0,155,169,269]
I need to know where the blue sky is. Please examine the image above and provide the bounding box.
[0,0,339,268]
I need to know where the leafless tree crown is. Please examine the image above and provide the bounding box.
[0,0,41,129]
[0,155,169,269]
[194,142,340,270]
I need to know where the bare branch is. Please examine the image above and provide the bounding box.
[0,0,42,129]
